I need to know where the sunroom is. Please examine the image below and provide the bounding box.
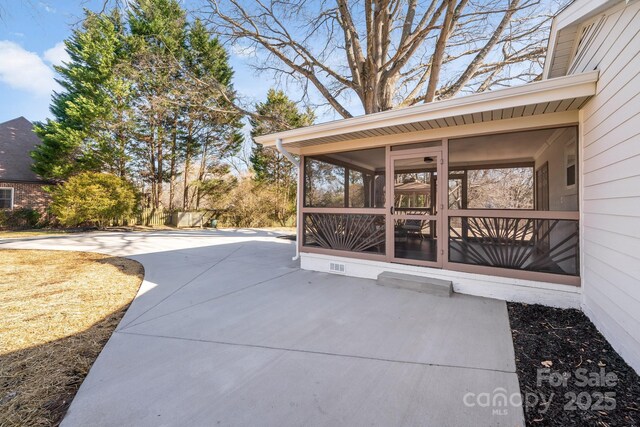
[255,71,599,303]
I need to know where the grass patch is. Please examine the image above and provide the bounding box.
[0,230,78,239]
[0,249,144,426]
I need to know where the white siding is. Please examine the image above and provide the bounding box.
[534,127,579,211]
[573,0,640,373]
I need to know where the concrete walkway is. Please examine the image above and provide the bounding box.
[1,230,524,426]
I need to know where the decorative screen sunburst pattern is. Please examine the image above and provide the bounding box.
[449,216,579,276]
[303,213,385,254]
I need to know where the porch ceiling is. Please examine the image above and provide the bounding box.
[255,71,598,152]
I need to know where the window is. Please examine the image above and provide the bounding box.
[0,188,13,209]
[348,169,366,208]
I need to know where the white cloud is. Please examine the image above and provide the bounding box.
[0,40,57,97]
[38,2,56,13]
[44,41,70,66]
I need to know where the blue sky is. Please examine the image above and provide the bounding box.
[0,1,79,123]
[0,0,559,127]
[0,0,274,125]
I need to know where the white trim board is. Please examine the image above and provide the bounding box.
[300,252,582,309]
[255,71,598,147]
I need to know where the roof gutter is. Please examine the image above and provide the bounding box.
[255,70,599,147]
[276,138,299,168]
[275,138,301,261]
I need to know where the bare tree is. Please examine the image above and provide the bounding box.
[206,0,557,117]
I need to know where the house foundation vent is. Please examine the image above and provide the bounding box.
[329,262,346,274]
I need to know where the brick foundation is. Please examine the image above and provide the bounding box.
[0,181,51,212]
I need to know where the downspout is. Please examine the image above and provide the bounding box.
[275,138,301,261]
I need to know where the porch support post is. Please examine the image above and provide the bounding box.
[442,138,450,269]
[275,138,302,261]
[385,145,393,260]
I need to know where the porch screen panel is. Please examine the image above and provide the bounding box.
[304,148,385,209]
[304,158,345,208]
[303,213,385,254]
[392,156,438,262]
[447,126,580,278]
[448,216,579,276]
[448,126,578,212]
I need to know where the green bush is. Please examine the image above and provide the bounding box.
[0,208,42,229]
[50,172,137,227]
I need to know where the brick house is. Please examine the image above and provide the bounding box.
[0,117,52,212]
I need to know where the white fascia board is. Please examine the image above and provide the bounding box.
[554,0,620,29]
[542,19,560,79]
[255,71,599,147]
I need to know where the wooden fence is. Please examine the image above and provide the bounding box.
[111,208,219,227]
[111,208,171,227]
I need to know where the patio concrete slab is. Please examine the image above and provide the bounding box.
[1,230,524,426]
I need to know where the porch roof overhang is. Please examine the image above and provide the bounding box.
[255,71,598,153]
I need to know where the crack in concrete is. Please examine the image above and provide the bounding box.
[118,245,246,329]
[116,330,517,375]
[119,268,300,330]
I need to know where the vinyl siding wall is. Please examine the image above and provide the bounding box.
[569,0,640,373]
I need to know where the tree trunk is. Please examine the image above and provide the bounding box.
[156,126,163,209]
[168,117,178,211]
[183,121,193,210]
[195,141,208,210]
[425,0,456,102]
[149,128,157,209]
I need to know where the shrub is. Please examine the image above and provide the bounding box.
[0,208,42,230]
[216,177,296,228]
[50,172,137,227]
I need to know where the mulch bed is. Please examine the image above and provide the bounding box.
[508,303,640,426]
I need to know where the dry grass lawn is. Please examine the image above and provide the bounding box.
[0,230,75,239]
[0,250,143,426]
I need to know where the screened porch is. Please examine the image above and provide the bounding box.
[300,126,580,285]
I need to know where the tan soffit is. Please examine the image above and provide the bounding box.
[255,71,598,150]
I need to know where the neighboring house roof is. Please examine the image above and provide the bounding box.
[0,116,45,182]
[254,71,598,151]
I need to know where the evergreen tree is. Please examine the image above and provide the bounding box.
[249,89,314,225]
[31,0,242,213]
[180,18,242,209]
[250,89,314,183]
[32,10,130,180]
[128,0,188,208]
